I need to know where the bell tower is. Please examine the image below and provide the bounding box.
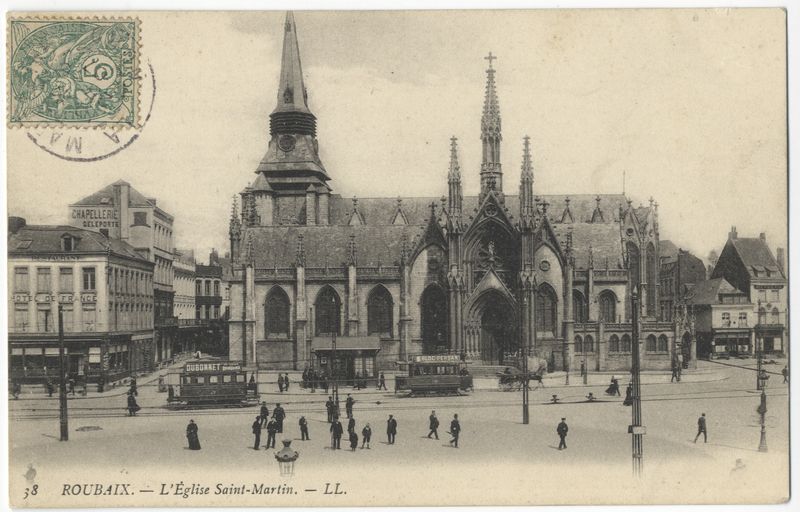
[479,52,503,202]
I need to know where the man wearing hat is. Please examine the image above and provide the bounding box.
[557,417,569,450]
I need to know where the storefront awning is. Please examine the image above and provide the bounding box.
[311,336,381,352]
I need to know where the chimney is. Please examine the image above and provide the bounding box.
[729,226,737,240]
[777,248,784,274]
[759,232,766,242]
[8,216,26,235]
[113,181,131,241]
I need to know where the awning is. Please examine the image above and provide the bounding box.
[311,336,381,352]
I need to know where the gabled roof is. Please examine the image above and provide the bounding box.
[8,225,148,262]
[659,240,679,262]
[71,180,154,208]
[685,278,747,305]
[729,238,783,279]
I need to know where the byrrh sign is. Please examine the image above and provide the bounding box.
[71,207,120,228]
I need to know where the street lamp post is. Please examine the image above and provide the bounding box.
[521,293,530,425]
[57,305,69,441]
[630,286,644,477]
[758,388,768,452]
[756,300,762,391]
[331,296,340,417]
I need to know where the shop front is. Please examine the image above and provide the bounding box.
[711,329,752,357]
[311,336,381,386]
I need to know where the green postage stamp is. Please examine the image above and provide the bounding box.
[7,17,140,127]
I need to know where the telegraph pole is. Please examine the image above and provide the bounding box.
[630,286,644,476]
[57,305,69,441]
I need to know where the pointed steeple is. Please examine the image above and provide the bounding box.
[561,196,574,224]
[480,52,502,201]
[519,136,534,226]
[447,136,463,222]
[590,195,605,223]
[272,12,313,120]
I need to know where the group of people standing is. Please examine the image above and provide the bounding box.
[252,402,287,450]
[427,410,461,447]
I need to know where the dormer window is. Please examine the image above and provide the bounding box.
[61,233,80,252]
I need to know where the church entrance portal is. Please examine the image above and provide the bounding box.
[476,294,516,365]
[421,285,448,355]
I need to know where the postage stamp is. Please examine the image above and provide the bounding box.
[7,17,140,127]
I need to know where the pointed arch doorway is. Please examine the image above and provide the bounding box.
[468,290,517,365]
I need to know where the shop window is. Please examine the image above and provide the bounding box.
[609,334,620,352]
[367,285,393,337]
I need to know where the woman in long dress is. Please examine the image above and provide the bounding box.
[186,419,201,450]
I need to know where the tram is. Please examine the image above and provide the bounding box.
[395,355,472,396]
[167,360,258,407]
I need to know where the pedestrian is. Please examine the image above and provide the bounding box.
[782,365,789,384]
[378,372,387,390]
[348,416,356,435]
[361,423,372,449]
[694,413,707,443]
[345,394,355,419]
[259,402,270,428]
[186,419,201,450]
[45,379,54,397]
[759,369,770,389]
[605,376,620,396]
[449,414,461,448]
[168,384,175,402]
[68,376,76,396]
[11,381,21,399]
[300,416,310,441]
[273,403,285,433]
[322,374,329,393]
[387,414,398,444]
[284,373,290,392]
[278,374,284,393]
[97,374,105,393]
[671,364,679,383]
[330,417,343,450]
[248,373,257,394]
[557,417,568,450]
[309,368,317,393]
[580,361,586,378]
[302,367,309,389]
[127,392,140,416]
[266,418,278,449]
[252,415,262,450]
[325,396,335,423]
[623,383,633,406]
[349,429,359,451]
[130,377,138,396]
[427,410,439,439]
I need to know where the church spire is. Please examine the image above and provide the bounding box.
[480,52,502,200]
[447,136,463,221]
[270,11,316,136]
[519,135,534,226]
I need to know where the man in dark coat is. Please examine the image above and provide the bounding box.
[300,416,310,441]
[378,372,387,390]
[449,414,461,448]
[326,396,335,423]
[387,415,398,444]
[259,402,269,428]
[361,423,372,449]
[278,374,284,393]
[130,377,138,396]
[302,367,309,389]
[427,410,439,439]
[127,392,140,416]
[623,383,633,406]
[782,365,789,384]
[694,413,707,443]
[68,376,76,395]
[345,394,355,419]
[348,417,356,435]
[45,379,54,397]
[273,403,285,433]
[349,430,359,451]
[266,418,278,449]
[330,417,343,450]
[252,416,262,450]
[557,418,568,450]
[284,373,290,392]
[309,369,317,393]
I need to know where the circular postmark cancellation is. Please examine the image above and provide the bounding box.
[25,61,155,162]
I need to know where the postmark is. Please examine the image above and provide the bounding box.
[8,17,140,128]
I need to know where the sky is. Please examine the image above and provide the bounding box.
[6,9,788,264]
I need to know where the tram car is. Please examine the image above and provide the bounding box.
[395,355,473,396]
[167,360,258,406]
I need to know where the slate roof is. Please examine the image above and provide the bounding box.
[71,180,154,208]
[9,225,148,262]
[659,240,679,262]
[730,238,784,279]
[685,278,747,305]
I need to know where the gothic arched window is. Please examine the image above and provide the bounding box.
[367,286,393,338]
[646,334,657,352]
[657,334,669,352]
[609,334,620,352]
[315,286,341,336]
[622,334,632,352]
[535,284,558,337]
[646,243,657,317]
[599,291,617,323]
[573,292,587,323]
[265,287,290,338]
[574,335,583,353]
[585,335,594,353]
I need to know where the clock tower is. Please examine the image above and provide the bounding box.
[247,11,331,226]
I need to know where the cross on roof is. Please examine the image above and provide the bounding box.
[485,52,497,69]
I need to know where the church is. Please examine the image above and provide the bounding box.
[227,12,691,378]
